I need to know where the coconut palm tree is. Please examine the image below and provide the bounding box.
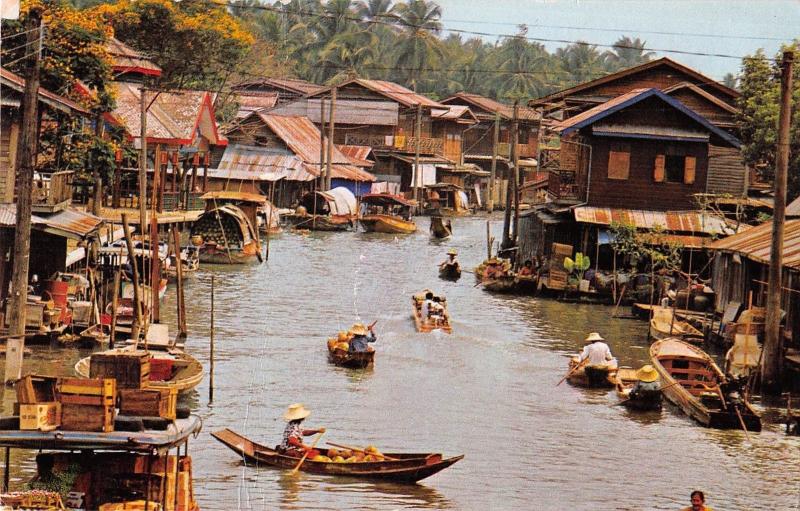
[391,0,445,91]
[356,0,396,23]
[555,42,608,86]
[604,36,655,71]
[492,27,553,101]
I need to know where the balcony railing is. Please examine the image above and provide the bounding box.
[345,134,444,155]
[496,142,539,159]
[32,171,73,213]
[547,170,582,203]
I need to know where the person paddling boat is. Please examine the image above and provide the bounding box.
[279,404,326,458]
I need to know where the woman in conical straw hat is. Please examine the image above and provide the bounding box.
[279,403,325,458]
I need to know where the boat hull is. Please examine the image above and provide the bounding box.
[327,346,375,369]
[212,429,463,483]
[568,357,617,388]
[198,241,260,264]
[429,217,452,239]
[286,214,353,231]
[360,215,417,234]
[438,263,461,280]
[650,338,761,431]
[411,290,452,334]
[649,306,704,343]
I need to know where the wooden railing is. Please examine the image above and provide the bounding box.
[345,134,444,155]
[496,142,539,159]
[32,171,73,212]
[547,170,582,202]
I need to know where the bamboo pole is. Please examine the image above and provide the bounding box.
[109,265,121,349]
[326,87,336,192]
[209,274,215,403]
[489,112,499,212]
[121,214,143,341]
[173,225,187,339]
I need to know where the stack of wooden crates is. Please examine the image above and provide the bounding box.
[58,377,116,432]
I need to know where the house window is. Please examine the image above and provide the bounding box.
[654,153,698,184]
[607,142,630,180]
[664,155,685,182]
[518,127,529,144]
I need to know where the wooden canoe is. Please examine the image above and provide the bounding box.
[411,290,452,334]
[212,428,463,483]
[567,356,618,388]
[360,214,417,234]
[438,262,461,280]
[514,274,538,294]
[326,338,375,369]
[75,347,204,395]
[649,306,704,342]
[429,216,452,239]
[612,368,662,411]
[481,275,518,293]
[287,214,353,232]
[650,338,761,431]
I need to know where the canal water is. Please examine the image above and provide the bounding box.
[2,215,799,510]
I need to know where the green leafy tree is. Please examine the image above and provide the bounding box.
[391,0,445,91]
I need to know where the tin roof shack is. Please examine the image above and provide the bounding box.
[531,58,748,201]
[223,113,374,205]
[231,77,326,109]
[709,220,800,349]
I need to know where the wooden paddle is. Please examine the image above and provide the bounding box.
[325,442,399,461]
[291,431,325,474]
[557,357,589,387]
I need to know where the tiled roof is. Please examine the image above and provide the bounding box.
[106,38,162,77]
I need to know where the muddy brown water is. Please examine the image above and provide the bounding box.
[2,215,798,510]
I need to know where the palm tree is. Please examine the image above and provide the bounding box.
[555,42,607,86]
[604,36,655,71]
[356,0,396,23]
[391,0,445,91]
[315,27,379,83]
[492,26,552,101]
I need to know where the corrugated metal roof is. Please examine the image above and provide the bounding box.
[787,196,800,217]
[336,145,374,166]
[257,114,352,165]
[215,144,315,182]
[233,77,325,96]
[0,204,101,239]
[441,92,540,121]
[431,105,478,123]
[573,206,736,235]
[1,67,89,115]
[233,91,279,118]
[268,98,398,126]
[106,38,162,77]
[709,219,800,271]
[316,79,442,109]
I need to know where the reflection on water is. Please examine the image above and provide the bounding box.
[2,215,799,510]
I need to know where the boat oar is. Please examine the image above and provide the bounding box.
[557,358,589,387]
[291,431,325,475]
[325,442,399,461]
[733,405,752,442]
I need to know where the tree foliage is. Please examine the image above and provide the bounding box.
[737,42,800,201]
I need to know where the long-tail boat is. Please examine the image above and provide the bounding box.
[649,306,704,342]
[359,193,417,234]
[567,356,618,388]
[286,188,357,232]
[612,368,662,411]
[429,216,452,239]
[212,429,463,483]
[411,290,452,334]
[326,336,374,369]
[650,338,761,431]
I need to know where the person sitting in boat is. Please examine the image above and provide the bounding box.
[578,332,616,367]
[279,403,325,458]
[484,258,506,279]
[682,490,713,511]
[421,291,436,318]
[348,322,376,353]
[429,297,446,325]
[518,260,534,277]
[440,249,459,270]
[629,364,660,400]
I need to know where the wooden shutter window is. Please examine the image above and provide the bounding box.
[654,154,666,182]
[684,156,696,184]
[607,144,630,180]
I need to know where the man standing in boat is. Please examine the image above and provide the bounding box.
[578,332,615,367]
[348,322,376,353]
[279,404,325,458]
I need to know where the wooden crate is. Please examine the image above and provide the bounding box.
[19,402,61,431]
[15,374,58,404]
[61,403,114,432]
[58,377,116,406]
[119,388,177,420]
[90,351,150,389]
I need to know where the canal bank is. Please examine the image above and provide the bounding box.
[3,215,799,510]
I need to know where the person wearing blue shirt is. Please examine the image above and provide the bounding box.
[348,322,376,353]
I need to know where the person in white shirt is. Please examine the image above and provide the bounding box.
[578,332,615,366]
[421,291,435,319]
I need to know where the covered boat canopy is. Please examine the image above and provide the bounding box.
[300,186,357,216]
[361,193,414,207]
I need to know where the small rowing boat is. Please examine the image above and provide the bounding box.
[612,367,662,411]
[438,262,461,280]
[359,194,416,234]
[429,216,452,239]
[650,338,761,431]
[212,429,463,483]
[567,356,618,388]
[411,290,452,334]
[649,306,704,342]
[326,337,375,369]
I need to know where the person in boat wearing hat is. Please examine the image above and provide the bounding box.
[348,322,376,353]
[578,332,615,366]
[439,249,460,271]
[484,258,506,279]
[279,404,325,458]
[629,364,660,400]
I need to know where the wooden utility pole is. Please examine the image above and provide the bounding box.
[511,102,521,247]
[139,87,148,230]
[121,214,143,342]
[489,112,500,213]
[319,98,326,191]
[326,88,336,191]
[501,101,518,250]
[414,104,422,208]
[172,226,187,339]
[4,8,42,384]
[91,113,105,215]
[763,50,794,391]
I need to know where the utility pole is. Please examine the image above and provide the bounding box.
[4,8,43,384]
[139,87,148,230]
[319,98,326,191]
[501,100,518,250]
[511,101,521,247]
[91,113,105,216]
[489,112,500,213]
[326,87,336,191]
[414,103,422,209]
[763,50,794,392]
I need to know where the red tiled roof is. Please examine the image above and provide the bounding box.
[1,67,89,115]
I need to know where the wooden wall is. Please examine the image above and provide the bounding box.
[0,112,19,203]
[707,145,747,197]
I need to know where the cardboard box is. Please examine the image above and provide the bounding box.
[119,388,176,420]
[19,402,61,431]
[15,374,58,404]
[61,403,114,432]
[58,377,116,407]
